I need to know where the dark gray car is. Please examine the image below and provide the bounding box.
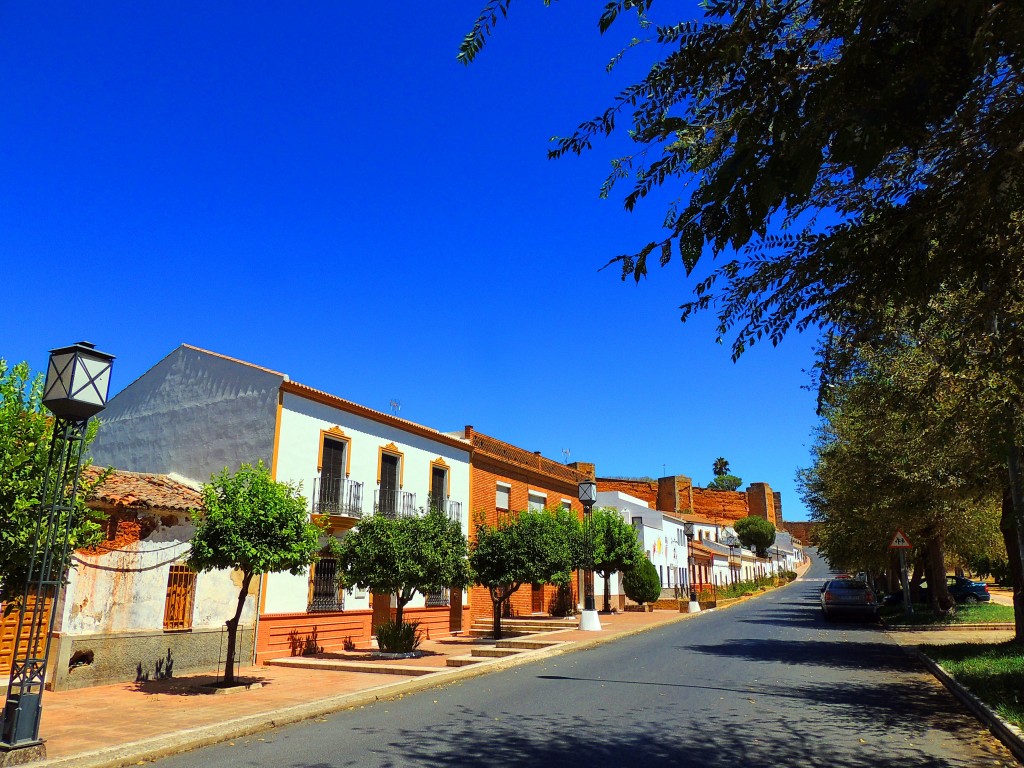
[820,578,879,620]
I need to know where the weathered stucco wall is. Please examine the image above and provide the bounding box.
[62,520,255,636]
[90,345,283,483]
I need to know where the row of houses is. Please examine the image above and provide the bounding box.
[0,344,804,691]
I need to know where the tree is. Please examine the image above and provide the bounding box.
[188,462,324,686]
[734,516,776,558]
[460,3,1024,622]
[0,360,106,606]
[800,326,1007,614]
[470,509,578,639]
[337,508,470,629]
[712,458,730,477]
[622,557,661,607]
[589,507,645,612]
[707,474,742,492]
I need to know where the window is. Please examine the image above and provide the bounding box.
[659,565,664,586]
[318,437,348,513]
[308,557,344,612]
[632,516,643,530]
[430,463,448,511]
[163,565,197,631]
[378,448,402,516]
[496,484,511,510]
[425,588,450,607]
[527,492,546,511]
[561,499,572,512]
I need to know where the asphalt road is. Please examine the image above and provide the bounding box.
[155,553,1017,767]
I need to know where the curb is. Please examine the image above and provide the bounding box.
[910,648,1024,765]
[34,579,797,768]
[883,622,1015,632]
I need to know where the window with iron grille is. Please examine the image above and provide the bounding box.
[163,565,197,631]
[308,557,344,612]
[424,588,450,607]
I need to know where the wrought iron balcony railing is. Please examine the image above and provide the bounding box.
[374,488,417,518]
[427,496,463,523]
[312,476,364,518]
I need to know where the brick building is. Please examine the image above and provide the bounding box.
[460,426,591,622]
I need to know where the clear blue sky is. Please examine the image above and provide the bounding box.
[2,2,821,520]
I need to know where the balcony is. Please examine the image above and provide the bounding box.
[312,476,364,518]
[428,496,463,523]
[374,488,417,518]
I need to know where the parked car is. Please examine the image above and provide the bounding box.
[920,576,991,604]
[820,578,878,621]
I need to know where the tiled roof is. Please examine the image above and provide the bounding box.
[82,467,202,512]
[469,431,588,484]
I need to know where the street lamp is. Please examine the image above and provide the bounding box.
[0,343,114,763]
[682,521,700,613]
[723,532,740,585]
[577,480,601,631]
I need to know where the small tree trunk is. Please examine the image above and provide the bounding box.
[923,530,954,614]
[1000,486,1024,643]
[394,590,411,627]
[1008,445,1024,644]
[490,589,503,640]
[224,570,254,687]
[603,571,612,613]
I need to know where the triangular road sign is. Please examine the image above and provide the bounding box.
[889,530,912,549]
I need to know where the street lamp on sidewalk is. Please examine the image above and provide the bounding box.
[683,521,700,613]
[0,343,114,764]
[577,480,601,631]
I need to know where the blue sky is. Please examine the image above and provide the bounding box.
[2,2,821,519]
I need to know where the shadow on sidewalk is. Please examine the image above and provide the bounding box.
[131,674,271,696]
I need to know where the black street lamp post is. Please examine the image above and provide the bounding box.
[682,521,698,608]
[577,480,600,631]
[0,343,114,764]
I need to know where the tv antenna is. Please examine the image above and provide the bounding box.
[562,448,570,465]
[389,399,401,416]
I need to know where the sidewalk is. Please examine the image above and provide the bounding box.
[28,608,701,768]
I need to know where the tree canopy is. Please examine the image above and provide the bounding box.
[460,1,1024,362]
[734,515,776,558]
[337,508,470,626]
[470,508,580,638]
[0,360,105,605]
[589,507,645,612]
[188,461,324,684]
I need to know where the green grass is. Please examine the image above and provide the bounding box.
[880,602,1015,626]
[921,641,1024,729]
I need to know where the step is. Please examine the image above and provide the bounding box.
[264,657,438,676]
[495,638,565,650]
[446,655,487,668]
[471,618,578,629]
[467,628,530,638]
[470,647,523,658]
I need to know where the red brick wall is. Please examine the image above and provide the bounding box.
[597,478,658,507]
[781,521,818,544]
[468,453,583,623]
[691,487,750,523]
[746,483,777,526]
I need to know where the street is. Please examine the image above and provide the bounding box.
[153,554,1016,767]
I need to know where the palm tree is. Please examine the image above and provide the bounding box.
[712,457,730,477]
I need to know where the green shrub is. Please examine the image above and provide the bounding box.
[782,570,797,581]
[623,558,662,605]
[375,619,422,653]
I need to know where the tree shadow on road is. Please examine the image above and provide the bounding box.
[679,637,907,671]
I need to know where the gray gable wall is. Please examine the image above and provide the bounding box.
[90,346,284,484]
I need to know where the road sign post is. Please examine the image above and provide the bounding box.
[889,530,913,616]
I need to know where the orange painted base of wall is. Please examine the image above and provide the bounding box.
[468,583,570,624]
[255,606,470,664]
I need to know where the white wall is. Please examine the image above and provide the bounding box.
[268,391,471,614]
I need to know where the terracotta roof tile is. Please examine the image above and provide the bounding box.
[82,467,202,512]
